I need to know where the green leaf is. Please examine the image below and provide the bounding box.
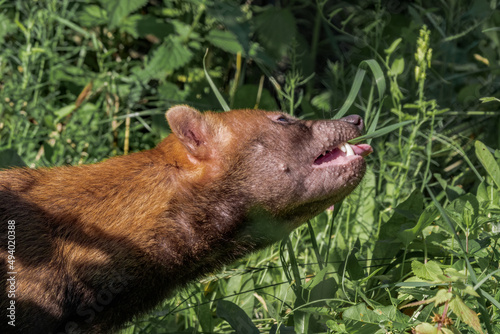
[197,293,214,333]
[226,273,255,317]
[255,8,297,58]
[434,173,466,202]
[439,328,455,334]
[343,304,411,332]
[480,96,500,103]
[411,260,442,281]
[140,36,193,81]
[217,300,259,334]
[206,30,244,55]
[157,81,189,103]
[452,194,479,220]
[476,181,489,203]
[43,142,55,164]
[304,268,327,290]
[434,289,453,306]
[378,189,424,242]
[326,321,347,333]
[449,296,484,334]
[54,104,75,120]
[343,303,379,324]
[136,15,174,39]
[293,310,310,334]
[343,320,381,334]
[0,149,26,169]
[100,0,148,29]
[443,268,468,281]
[399,204,438,246]
[462,285,480,297]
[345,249,365,281]
[426,185,494,331]
[384,38,402,55]
[345,239,365,280]
[78,4,108,27]
[475,141,500,190]
[248,42,278,69]
[0,13,16,43]
[118,14,142,38]
[391,57,405,75]
[308,277,338,306]
[413,322,437,334]
[206,1,251,55]
[372,305,411,329]
[265,302,279,321]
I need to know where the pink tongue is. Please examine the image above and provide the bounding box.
[314,143,373,166]
[314,148,343,164]
[351,144,373,157]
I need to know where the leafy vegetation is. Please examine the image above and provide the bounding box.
[1,0,500,333]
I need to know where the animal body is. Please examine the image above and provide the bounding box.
[0,106,372,333]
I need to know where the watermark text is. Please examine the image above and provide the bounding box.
[6,219,16,327]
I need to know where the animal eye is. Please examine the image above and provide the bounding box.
[275,115,290,123]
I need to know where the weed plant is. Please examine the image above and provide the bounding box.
[1,0,499,333]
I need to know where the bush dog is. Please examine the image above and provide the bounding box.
[0,106,372,333]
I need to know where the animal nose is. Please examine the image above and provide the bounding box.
[340,114,364,131]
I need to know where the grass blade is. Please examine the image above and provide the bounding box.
[51,14,91,38]
[216,300,259,333]
[474,269,500,291]
[335,59,386,119]
[479,289,500,312]
[203,49,230,111]
[475,140,500,190]
[335,68,365,119]
[361,59,386,100]
[348,120,413,144]
[426,186,493,333]
[434,134,484,181]
[367,105,381,140]
[306,221,324,270]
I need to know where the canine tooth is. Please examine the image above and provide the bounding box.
[339,144,347,153]
[344,143,355,156]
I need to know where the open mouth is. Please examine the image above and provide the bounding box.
[313,142,372,166]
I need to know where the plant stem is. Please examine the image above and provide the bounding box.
[183,2,205,44]
[437,284,453,332]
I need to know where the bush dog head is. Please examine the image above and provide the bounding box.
[165,106,371,228]
[0,106,371,333]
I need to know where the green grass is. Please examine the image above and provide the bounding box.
[1,0,500,333]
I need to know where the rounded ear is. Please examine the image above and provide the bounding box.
[166,105,210,159]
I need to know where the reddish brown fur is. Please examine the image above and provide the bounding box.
[0,106,369,333]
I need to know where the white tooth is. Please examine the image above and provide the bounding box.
[339,144,347,153]
[344,143,355,156]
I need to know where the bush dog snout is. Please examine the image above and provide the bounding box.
[0,106,372,333]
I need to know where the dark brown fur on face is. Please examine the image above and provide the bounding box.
[0,106,372,333]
